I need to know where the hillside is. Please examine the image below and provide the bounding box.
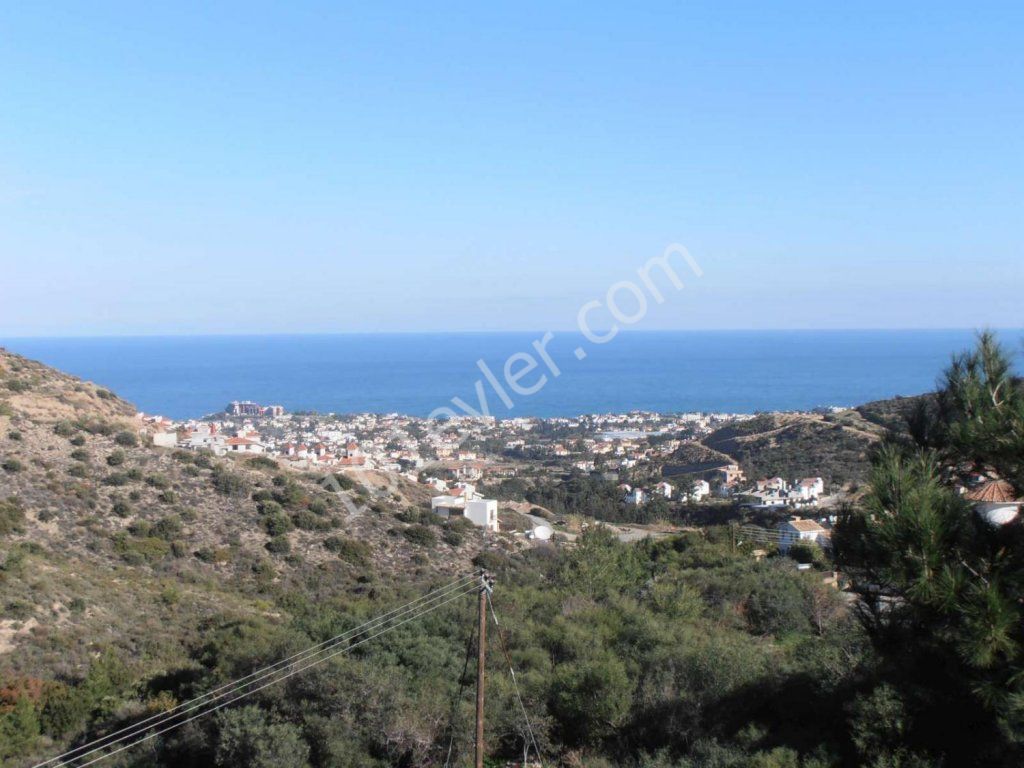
[698,409,891,487]
[0,348,483,681]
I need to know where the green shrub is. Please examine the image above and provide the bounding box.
[0,401,13,417]
[67,463,88,478]
[69,448,89,462]
[291,510,321,531]
[152,516,183,540]
[7,430,22,441]
[247,456,278,470]
[256,499,283,516]
[443,529,464,547]
[106,449,126,467]
[265,535,291,555]
[114,534,170,564]
[114,431,138,447]
[261,511,293,536]
[5,380,30,394]
[322,535,371,565]
[146,474,171,490]
[329,473,355,491]
[212,467,249,497]
[158,490,178,504]
[2,458,24,473]
[53,421,77,438]
[69,435,86,447]
[0,499,26,537]
[401,525,437,547]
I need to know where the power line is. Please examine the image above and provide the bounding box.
[68,583,480,768]
[37,572,479,768]
[36,573,480,768]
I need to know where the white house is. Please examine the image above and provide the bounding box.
[625,487,648,505]
[965,479,1022,526]
[683,479,711,502]
[776,518,828,553]
[431,484,500,532]
[792,477,825,500]
[655,481,675,499]
[224,437,266,454]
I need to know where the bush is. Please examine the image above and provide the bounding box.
[7,431,22,441]
[67,463,88,478]
[401,525,437,547]
[152,516,183,540]
[291,510,321,531]
[0,401,12,417]
[114,431,138,447]
[214,705,311,768]
[322,535,371,565]
[443,529,464,547]
[106,450,126,467]
[146,474,171,490]
[0,499,26,537]
[5,380,30,394]
[265,535,291,555]
[53,421,77,438]
[261,512,293,537]
[328,473,355,491]
[114,534,170,564]
[247,456,278,470]
[2,458,24,473]
[212,467,249,497]
[69,448,89,462]
[110,498,131,517]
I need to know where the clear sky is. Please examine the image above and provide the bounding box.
[1,2,1021,336]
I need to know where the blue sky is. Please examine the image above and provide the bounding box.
[1,2,1021,335]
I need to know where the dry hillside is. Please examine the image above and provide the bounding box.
[698,409,890,487]
[0,348,486,681]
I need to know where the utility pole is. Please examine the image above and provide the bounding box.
[475,572,493,768]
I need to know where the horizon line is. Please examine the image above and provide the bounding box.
[2,326,1022,342]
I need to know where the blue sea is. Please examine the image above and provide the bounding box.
[1,331,1021,420]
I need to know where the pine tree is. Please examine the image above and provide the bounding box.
[835,332,1024,764]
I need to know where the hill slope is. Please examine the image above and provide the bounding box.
[0,348,481,681]
[698,410,890,487]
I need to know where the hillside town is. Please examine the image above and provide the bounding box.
[135,401,845,536]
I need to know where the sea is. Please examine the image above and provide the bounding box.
[1,330,1021,420]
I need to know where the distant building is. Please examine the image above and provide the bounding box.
[224,437,266,454]
[625,487,648,505]
[683,479,711,502]
[712,463,745,484]
[776,518,829,553]
[431,484,499,532]
[792,477,825,501]
[227,401,286,417]
[228,401,263,417]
